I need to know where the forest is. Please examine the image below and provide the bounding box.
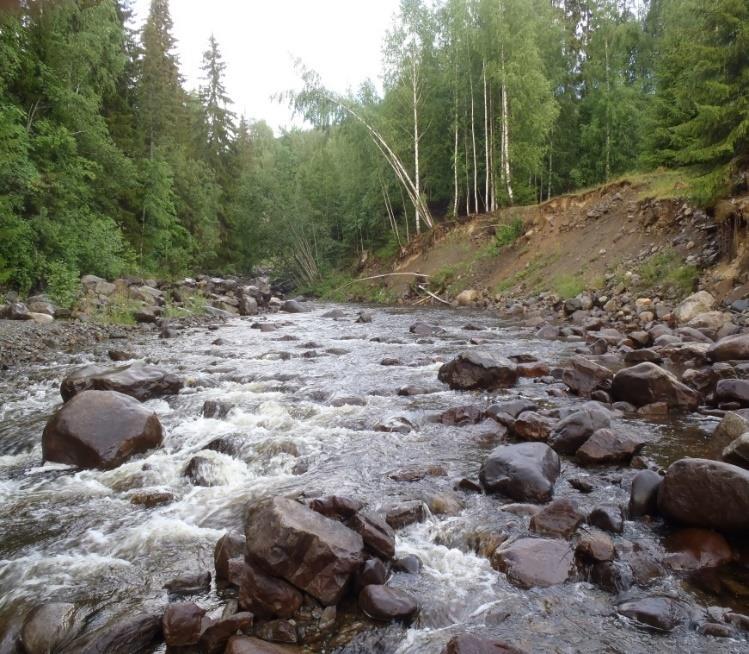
[0,0,747,298]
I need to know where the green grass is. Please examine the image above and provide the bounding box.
[163,291,207,319]
[636,249,698,296]
[93,290,139,325]
[305,272,398,304]
[551,274,585,299]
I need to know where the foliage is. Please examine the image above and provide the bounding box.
[551,274,585,299]
[44,260,80,309]
[493,217,524,249]
[636,249,698,296]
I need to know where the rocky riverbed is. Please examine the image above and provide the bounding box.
[1,298,749,653]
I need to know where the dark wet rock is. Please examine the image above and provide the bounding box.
[536,324,560,340]
[440,405,485,426]
[374,416,414,434]
[698,622,733,638]
[625,349,662,365]
[348,511,396,560]
[225,635,298,653]
[354,558,389,592]
[281,300,306,313]
[397,384,441,396]
[486,399,538,420]
[629,469,662,518]
[380,357,401,366]
[202,400,233,418]
[562,356,613,396]
[67,612,161,654]
[440,635,526,654]
[19,603,79,654]
[454,477,482,493]
[164,571,211,596]
[60,362,183,402]
[393,555,422,574]
[575,532,615,563]
[129,490,175,508]
[230,559,304,619]
[568,476,596,493]
[356,310,373,323]
[658,458,749,531]
[199,613,254,654]
[529,498,584,539]
[493,538,574,588]
[611,363,700,410]
[385,500,427,529]
[108,349,136,362]
[722,433,749,467]
[707,333,749,362]
[183,455,225,486]
[388,465,447,482]
[624,551,665,587]
[576,428,646,465]
[238,293,259,317]
[510,411,555,442]
[244,497,364,605]
[214,532,246,581]
[548,404,612,455]
[162,602,206,647]
[254,619,297,644]
[42,390,163,470]
[516,361,550,378]
[308,495,364,521]
[205,435,243,457]
[616,596,684,632]
[663,528,734,571]
[358,585,418,622]
[637,402,670,418]
[438,352,518,391]
[322,309,345,318]
[588,504,624,534]
[410,321,446,336]
[591,560,633,593]
[480,442,560,503]
[715,379,749,406]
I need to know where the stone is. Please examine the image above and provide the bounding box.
[510,412,555,442]
[629,470,662,518]
[393,555,422,574]
[214,532,246,581]
[238,294,259,316]
[19,603,78,654]
[129,490,174,508]
[713,410,749,445]
[664,528,733,571]
[687,311,733,333]
[440,405,485,426]
[479,442,560,503]
[358,585,418,622]
[225,635,298,653]
[658,458,749,531]
[576,428,647,465]
[548,404,612,455]
[60,362,183,402]
[42,390,163,469]
[611,362,700,410]
[715,379,749,406]
[162,602,206,647]
[529,498,584,539]
[438,352,518,391]
[385,502,428,530]
[308,495,364,521]
[708,333,749,362]
[244,497,364,605]
[348,511,396,560]
[487,399,538,420]
[493,538,574,588]
[410,321,446,336]
[164,571,211,596]
[591,560,634,592]
[440,635,526,654]
[199,613,254,654]
[65,613,161,654]
[575,532,615,563]
[624,349,662,365]
[230,559,303,619]
[253,619,297,644]
[562,356,613,396]
[387,465,447,482]
[588,504,624,534]
[281,300,306,313]
[675,291,715,323]
[722,432,749,467]
[183,455,226,487]
[617,596,684,631]
[456,289,480,306]
[354,558,389,592]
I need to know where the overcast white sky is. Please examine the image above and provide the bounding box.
[132,0,400,132]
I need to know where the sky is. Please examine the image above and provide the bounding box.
[132,0,401,132]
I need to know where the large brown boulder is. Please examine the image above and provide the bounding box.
[225,636,299,654]
[441,635,526,654]
[244,497,364,605]
[438,352,518,391]
[229,559,303,619]
[707,333,749,362]
[576,428,647,465]
[658,458,749,531]
[562,356,613,396]
[493,538,574,588]
[60,362,183,402]
[42,390,163,469]
[715,379,749,406]
[547,404,611,455]
[358,585,418,622]
[479,442,560,503]
[611,362,700,410]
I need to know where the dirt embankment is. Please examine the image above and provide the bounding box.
[358,174,749,308]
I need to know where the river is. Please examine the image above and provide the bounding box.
[0,303,745,653]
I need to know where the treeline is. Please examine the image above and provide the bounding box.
[0,0,746,294]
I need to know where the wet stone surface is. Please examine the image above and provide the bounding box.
[0,303,747,653]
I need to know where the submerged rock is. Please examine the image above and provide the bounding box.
[60,362,183,402]
[438,352,518,391]
[493,538,574,588]
[617,596,684,632]
[42,390,163,469]
[358,585,418,622]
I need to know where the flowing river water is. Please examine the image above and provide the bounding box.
[0,303,746,653]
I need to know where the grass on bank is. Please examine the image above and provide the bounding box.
[635,249,699,296]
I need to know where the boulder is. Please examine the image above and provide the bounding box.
[199,613,254,654]
[438,352,518,391]
[588,504,624,534]
[60,362,183,402]
[712,410,749,446]
[664,528,734,570]
[308,495,364,521]
[510,412,555,442]
[385,501,428,529]
[238,294,259,316]
[687,311,732,333]
[629,470,662,518]
[19,603,79,654]
[441,635,525,654]
[548,404,612,455]
[493,538,574,588]
[225,636,298,654]
[658,458,749,531]
[229,559,303,618]
[562,356,613,396]
[715,379,749,406]
[576,428,647,465]
[281,300,306,313]
[575,532,615,563]
[358,585,418,622]
[410,321,446,336]
[348,511,396,560]
[617,596,684,632]
[675,291,715,324]
[65,613,161,654]
[244,497,364,605]
[354,558,389,592]
[611,363,700,410]
[164,571,211,596]
[214,532,246,581]
[708,333,749,362]
[42,390,163,469]
[162,602,206,647]
[479,442,560,503]
[722,433,749,468]
[456,289,481,306]
[529,498,584,539]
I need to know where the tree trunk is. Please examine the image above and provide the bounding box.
[412,55,421,235]
[604,36,611,181]
[452,106,459,218]
[469,74,479,214]
[483,61,490,213]
[500,47,514,204]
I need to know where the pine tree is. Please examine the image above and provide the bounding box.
[199,34,236,170]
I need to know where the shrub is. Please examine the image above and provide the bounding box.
[45,260,79,308]
[494,217,525,250]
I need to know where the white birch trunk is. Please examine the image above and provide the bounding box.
[412,54,421,235]
[469,75,479,215]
